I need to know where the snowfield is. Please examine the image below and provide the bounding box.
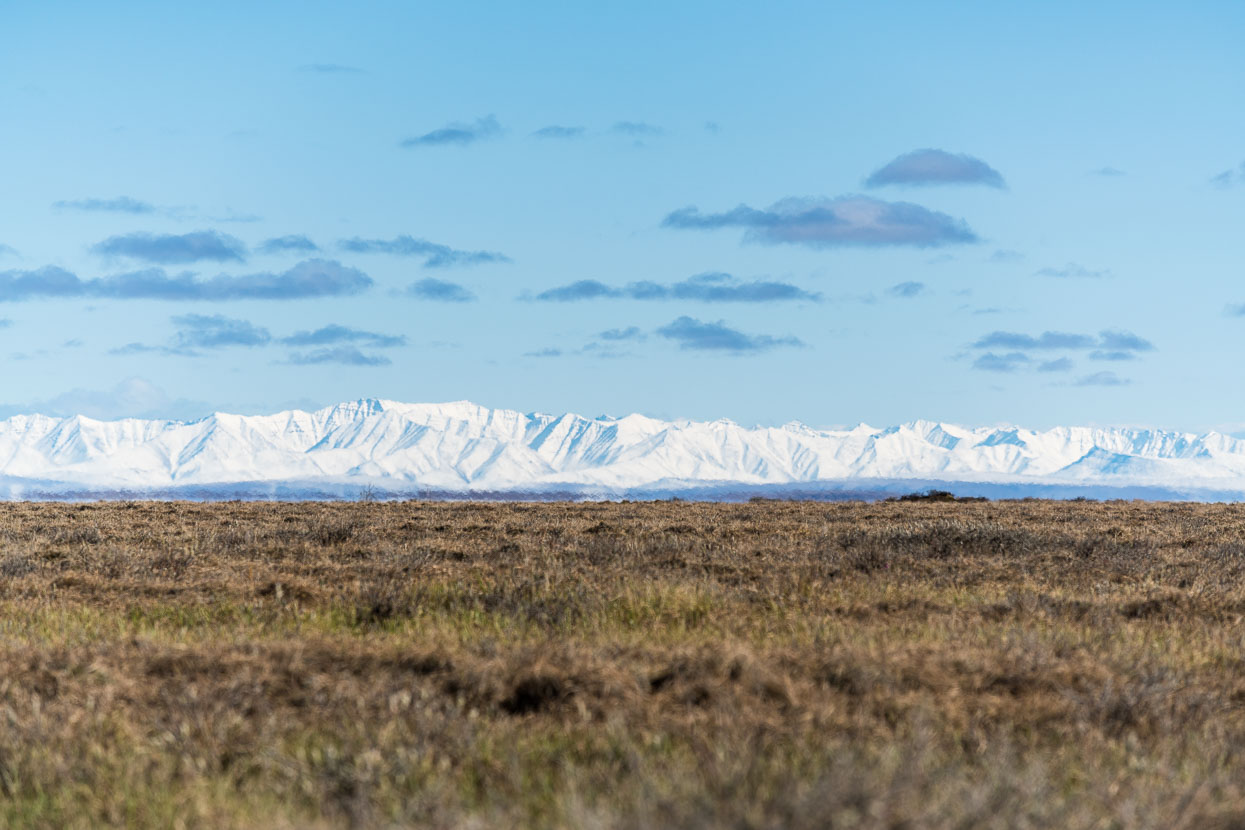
[1,399,1244,499]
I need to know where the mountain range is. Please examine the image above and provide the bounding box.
[0,399,1243,500]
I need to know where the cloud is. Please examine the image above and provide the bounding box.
[1097,330,1154,352]
[989,249,1024,263]
[1089,350,1137,361]
[655,316,802,353]
[285,346,391,366]
[400,115,501,148]
[0,377,209,421]
[52,196,155,214]
[972,331,1096,350]
[865,149,1005,189]
[611,121,663,137]
[972,352,1031,372]
[339,235,510,268]
[280,324,405,348]
[1037,357,1074,372]
[1075,371,1129,387]
[1210,162,1245,188]
[663,195,977,248]
[532,280,615,301]
[971,329,1153,354]
[523,347,563,358]
[0,266,93,300]
[598,326,645,341]
[0,259,371,302]
[406,278,477,302]
[887,281,925,298]
[1033,263,1111,279]
[1092,167,1126,177]
[92,230,247,264]
[171,314,271,349]
[298,63,364,73]
[531,272,820,303]
[258,235,319,254]
[532,125,585,139]
[0,244,17,259]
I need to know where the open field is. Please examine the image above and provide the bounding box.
[0,499,1244,828]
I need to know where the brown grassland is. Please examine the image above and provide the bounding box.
[0,498,1244,828]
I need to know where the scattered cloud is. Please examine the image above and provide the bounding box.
[205,208,262,224]
[109,343,176,356]
[406,278,477,302]
[0,244,16,259]
[973,352,1031,372]
[258,235,319,254]
[53,196,155,214]
[280,324,405,348]
[1210,162,1245,188]
[598,326,645,341]
[1037,357,1074,372]
[0,377,209,421]
[400,115,501,148]
[1097,330,1155,352]
[285,346,391,366]
[611,121,663,137]
[531,125,586,139]
[92,230,247,264]
[704,121,721,133]
[971,329,1153,354]
[1075,371,1129,387]
[298,63,364,73]
[0,259,371,301]
[578,342,633,359]
[887,281,925,298]
[1033,262,1111,279]
[531,272,820,303]
[969,330,1152,375]
[989,249,1024,263]
[865,149,1005,189]
[523,347,563,358]
[339,235,510,268]
[171,314,271,349]
[972,331,1096,350]
[663,195,978,248]
[117,317,403,360]
[531,280,614,301]
[1092,167,1126,177]
[655,316,802,353]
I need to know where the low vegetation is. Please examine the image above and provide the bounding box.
[0,499,1243,828]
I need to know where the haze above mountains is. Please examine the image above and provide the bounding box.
[0,399,1243,500]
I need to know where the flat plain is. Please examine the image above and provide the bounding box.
[0,498,1243,828]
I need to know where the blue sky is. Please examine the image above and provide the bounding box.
[1,1,1243,430]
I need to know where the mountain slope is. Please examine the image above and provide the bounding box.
[0,399,1243,498]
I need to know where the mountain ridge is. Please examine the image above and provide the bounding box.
[0,398,1242,499]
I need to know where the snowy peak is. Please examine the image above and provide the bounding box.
[0,400,1241,497]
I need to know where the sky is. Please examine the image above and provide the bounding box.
[1,1,1243,431]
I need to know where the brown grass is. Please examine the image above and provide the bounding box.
[0,498,1244,827]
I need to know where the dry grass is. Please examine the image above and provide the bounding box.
[0,498,1244,828]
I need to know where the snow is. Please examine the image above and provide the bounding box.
[0,398,1243,497]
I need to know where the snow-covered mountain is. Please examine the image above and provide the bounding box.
[0,399,1244,499]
